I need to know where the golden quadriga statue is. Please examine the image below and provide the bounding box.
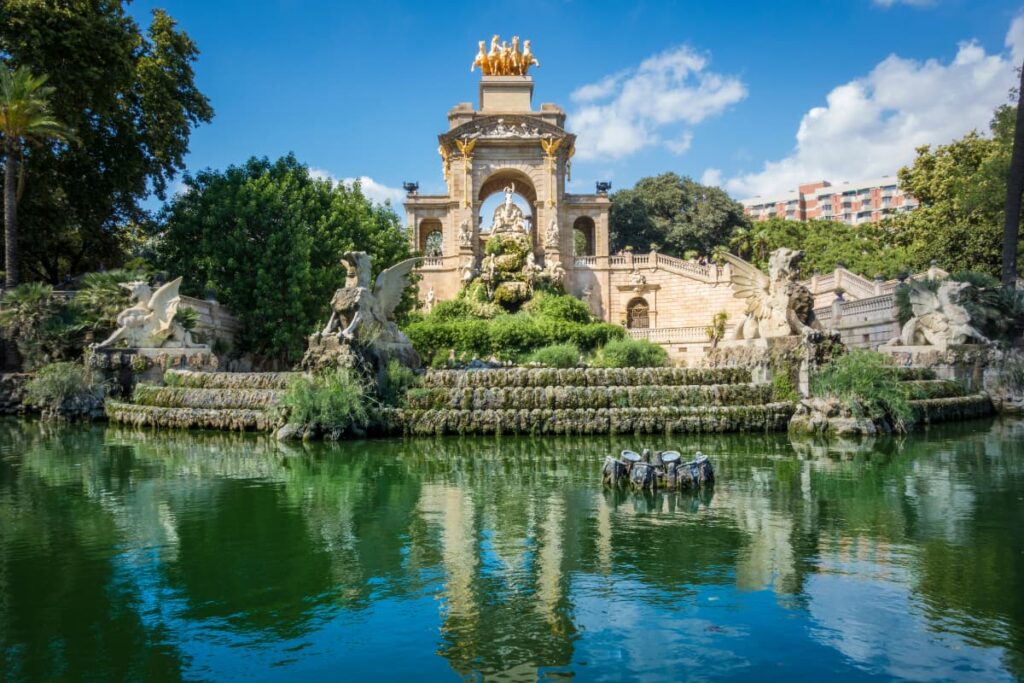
[471,35,539,76]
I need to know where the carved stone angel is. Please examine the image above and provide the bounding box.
[889,280,988,350]
[722,248,821,340]
[93,277,205,350]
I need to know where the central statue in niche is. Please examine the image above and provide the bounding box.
[489,183,528,235]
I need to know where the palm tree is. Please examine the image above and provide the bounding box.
[728,227,751,259]
[0,65,74,288]
[1003,61,1024,290]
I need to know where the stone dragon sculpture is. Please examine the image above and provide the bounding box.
[317,251,422,369]
[722,248,822,340]
[890,280,988,350]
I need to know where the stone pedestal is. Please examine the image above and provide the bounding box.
[479,75,533,112]
[88,347,217,397]
[877,343,993,391]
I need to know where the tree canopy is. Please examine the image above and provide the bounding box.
[609,172,747,257]
[0,0,212,283]
[153,155,410,364]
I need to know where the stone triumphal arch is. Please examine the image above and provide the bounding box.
[404,45,610,306]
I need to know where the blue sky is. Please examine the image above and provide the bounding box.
[127,0,1024,206]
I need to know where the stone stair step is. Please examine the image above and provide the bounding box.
[164,369,298,391]
[379,403,795,436]
[106,401,275,431]
[133,384,283,410]
[405,383,775,410]
[420,367,753,389]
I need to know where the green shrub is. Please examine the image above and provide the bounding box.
[524,292,594,323]
[174,307,199,332]
[528,343,581,368]
[811,349,914,429]
[0,283,82,369]
[771,371,799,402]
[592,338,668,368]
[380,360,419,406]
[280,368,371,432]
[24,362,107,412]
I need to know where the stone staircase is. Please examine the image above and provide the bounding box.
[380,367,795,436]
[901,369,994,424]
[106,369,295,431]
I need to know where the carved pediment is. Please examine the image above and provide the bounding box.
[440,115,574,150]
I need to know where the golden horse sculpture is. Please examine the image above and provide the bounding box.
[471,35,539,76]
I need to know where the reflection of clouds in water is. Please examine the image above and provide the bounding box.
[573,576,751,678]
[807,560,1013,681]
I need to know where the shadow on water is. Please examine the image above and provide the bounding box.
[0,416,1023,681]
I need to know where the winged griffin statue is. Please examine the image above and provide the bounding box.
[889,280,988,350]
[93,277,206,350]
[316,251,422,369]
[722,248,822,340]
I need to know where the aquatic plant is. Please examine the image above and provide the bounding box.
[279,368,371,435]
[811,350,915,429]
[24,362,106,419]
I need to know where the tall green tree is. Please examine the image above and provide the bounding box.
[609,172,748,257]
[154,155,410,364]
[0,65,73,288]
[0,0,212,283]
[885,104,1017,277]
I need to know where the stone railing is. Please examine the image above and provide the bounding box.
[652,252,712,278]
[421,256,444,269]
[574,256,597,267]
[627,325,720,343]
[814,292,898,349]
[803,265,949,306]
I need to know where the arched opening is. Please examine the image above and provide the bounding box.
[419,219,443,256]
[477,170,537,240]
[573,216,595,256]
[626,297,650,329]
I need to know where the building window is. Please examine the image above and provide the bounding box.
[626,297,650,329]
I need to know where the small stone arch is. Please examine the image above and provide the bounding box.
[419,218,443,256]
[477,167,538,205]
[626,297,650,329]
[573,216,596,256]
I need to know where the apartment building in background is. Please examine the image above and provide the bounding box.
[739,177,918,225]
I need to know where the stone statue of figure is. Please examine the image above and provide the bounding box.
[424,286,435,313]
[545,218,559,248]
[489,183,527,234]
[93,277,205,350]
[458,220,473,247]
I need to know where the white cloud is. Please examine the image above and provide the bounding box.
[342,176,406,206]
[666,131,694,155]
[700,168,723,187]
[309,167,406,206]
[727,25,1020,199]
[1007,14,1024,64]
[568,46,746,160]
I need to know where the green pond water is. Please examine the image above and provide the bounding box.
[1,418,1024,682]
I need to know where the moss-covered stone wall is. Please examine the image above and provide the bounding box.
[378,403,795,436]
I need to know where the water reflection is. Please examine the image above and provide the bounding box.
[0,418,1022,680]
